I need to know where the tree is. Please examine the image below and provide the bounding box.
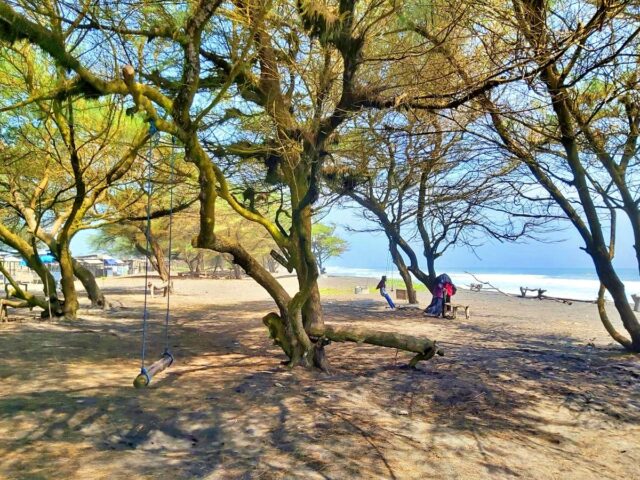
[326,109,541,303]
[0,43,153,316]
[311,223,348,274]
[0,0,465,366]
[409,0,640,350]
[1,0,536,365]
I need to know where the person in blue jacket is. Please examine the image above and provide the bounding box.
[376,276,396,309]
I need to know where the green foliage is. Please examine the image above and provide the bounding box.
[311,223,349,271]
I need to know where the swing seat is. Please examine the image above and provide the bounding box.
[133,352,174,388]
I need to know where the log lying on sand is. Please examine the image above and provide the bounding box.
[263,313,443,368]
[133,352,174,388]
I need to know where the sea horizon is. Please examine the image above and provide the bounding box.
[324,265,640,301]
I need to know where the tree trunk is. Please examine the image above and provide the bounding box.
[302,281,324,330]
[57,247,79,319]
[149,235,170,282]
[316,255,324,276]
[72,259,106,308]
[425,251,437,286]
[593,254,640,351]
[596,284,632,349]
[0,262,62,316]
[232,263,243,279]
[389,240,418,304]
[349,194,436,293]
[416,170,438,291]
[186,255,197,273]
[197,251,205,273]
[288,200,325,367]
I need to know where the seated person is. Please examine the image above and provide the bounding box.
[425,273,456,317]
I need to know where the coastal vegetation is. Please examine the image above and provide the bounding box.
[0,2,639,478]
[0,2,638,358]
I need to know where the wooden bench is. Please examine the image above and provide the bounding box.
[445,302,470,320]
[395,288,407,300]
[148,281,173,298]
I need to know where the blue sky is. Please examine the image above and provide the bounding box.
[323,207,636,273]
[72,205,637,275]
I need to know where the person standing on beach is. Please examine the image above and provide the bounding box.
[376,275,396,309]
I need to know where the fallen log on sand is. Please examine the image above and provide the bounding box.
[263,313,443,368]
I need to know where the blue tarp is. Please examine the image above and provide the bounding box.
[20,254,56,266]
[103,258,119,266]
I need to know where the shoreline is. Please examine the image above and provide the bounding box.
[322,269,640,302]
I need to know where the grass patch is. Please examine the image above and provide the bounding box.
[319,280,430,296]
[386,279,429,292]
[319,287,354,296]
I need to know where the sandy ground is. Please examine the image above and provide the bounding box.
[0,274,639,480]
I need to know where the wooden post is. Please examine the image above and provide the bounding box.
[632,294,640,313]
[133,352,174,388]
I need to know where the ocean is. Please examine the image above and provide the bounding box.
[324,265,640,301]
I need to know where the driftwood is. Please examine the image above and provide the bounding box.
[133,352,174,388]
[469,283,483,292]
[467,272,596,304]
[465,272,513,297]
[263,313,443,368]
[520,287,547,298]
[632,294,640,313]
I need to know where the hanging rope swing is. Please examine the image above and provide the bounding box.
[133,120,176,389]
[385,248,395,292]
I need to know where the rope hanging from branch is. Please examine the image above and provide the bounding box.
[134,120,176,388]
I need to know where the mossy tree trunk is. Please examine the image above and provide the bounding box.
[389,240,418,304]
[0,224,63,315]
[72,259,105,308]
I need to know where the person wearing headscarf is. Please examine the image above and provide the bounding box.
[425,273,456,317]
[375,275,396,309]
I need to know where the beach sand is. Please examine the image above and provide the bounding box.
[0,274,638,479]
